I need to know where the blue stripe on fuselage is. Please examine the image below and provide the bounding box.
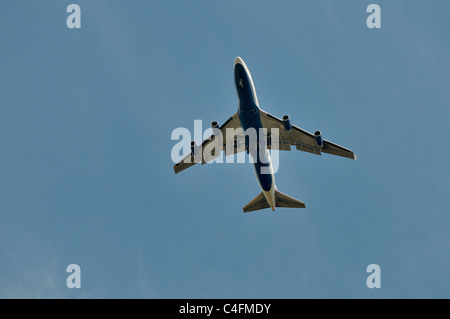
[234,63,273,192]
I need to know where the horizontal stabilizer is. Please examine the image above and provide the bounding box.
[274,190,306,208]
[243,192,270,213]
[243,190,306,213]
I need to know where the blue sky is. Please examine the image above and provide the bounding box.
[1,1,449,298]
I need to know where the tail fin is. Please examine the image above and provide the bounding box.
[243,190,306,213]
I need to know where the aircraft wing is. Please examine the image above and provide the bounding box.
[173,111,243,174]
[259,109,356,160]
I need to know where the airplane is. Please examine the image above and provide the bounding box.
[173,56,356,213]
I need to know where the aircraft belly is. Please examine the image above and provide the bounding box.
[254,162,273,192]
[239,103,274,193]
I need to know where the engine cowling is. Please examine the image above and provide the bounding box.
[211,121,219,129]
[314,131,323,148]
[190,141,198,155]
[282,115,292,131]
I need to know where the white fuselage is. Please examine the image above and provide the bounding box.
[233,57,276,211]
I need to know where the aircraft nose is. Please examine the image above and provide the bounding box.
[234,56,245,69]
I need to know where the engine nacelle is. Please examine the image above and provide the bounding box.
[282,115,292,131]
[314,131,323,148]
[211,121,219,129]
[190,141,198,155]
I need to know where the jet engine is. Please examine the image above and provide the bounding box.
[190,141,198,155]
[314,131,323,148]
[211,121,219,129]
[282,115,292,131]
